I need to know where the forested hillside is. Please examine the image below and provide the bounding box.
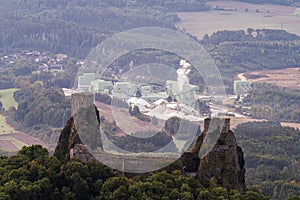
[0,0,209,58]
[235,122,300,199]
[243,83,300,122]
[0,0,179,58]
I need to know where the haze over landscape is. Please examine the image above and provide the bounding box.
[0,0,300,199]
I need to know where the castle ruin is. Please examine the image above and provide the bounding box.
[71,92,94,116]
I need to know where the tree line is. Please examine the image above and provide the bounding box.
[0,145,271,200]
[244,82,300,122]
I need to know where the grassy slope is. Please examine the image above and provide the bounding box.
[0,115,14,134]
[0,88,18,110]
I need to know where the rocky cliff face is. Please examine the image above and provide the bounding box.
[181,118,246,193]
[53,105,101,161]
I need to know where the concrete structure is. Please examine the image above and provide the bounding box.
[141,85,153,95]
[113,82,138,97]
[71,92,94,116]
[78,73,95,90]
[90,80,113,94]
[141,92,169,102]
[127,97,151,112]
[233,80,251,96]
[166,80,198,108]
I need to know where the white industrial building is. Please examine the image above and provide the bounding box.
[127,97,152,112]
[140,85,153,95]
[90,79,113,94]
[166,80,198,108]
[113,82,138,97]
[78,73,95,90]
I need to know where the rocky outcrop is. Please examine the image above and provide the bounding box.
[55,106,245,193]
[53,105,101,161]
[181,118,246,193]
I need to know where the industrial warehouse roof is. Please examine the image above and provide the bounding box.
[127,97,151,107]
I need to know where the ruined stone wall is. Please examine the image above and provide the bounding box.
[71,92,94,116]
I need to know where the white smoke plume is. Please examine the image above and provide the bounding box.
[177,59,191,91]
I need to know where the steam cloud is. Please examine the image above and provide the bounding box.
[177,59,191,91]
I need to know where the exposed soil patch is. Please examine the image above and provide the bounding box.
[0,132,48,152]
[242,68,300,89]
[0,139,17,151]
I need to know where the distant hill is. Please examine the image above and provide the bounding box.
[0,0,178,58]
[0,0,210,58]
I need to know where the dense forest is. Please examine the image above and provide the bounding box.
[13,86,71,128]
[0,145,271,200]
[0,0,209,58]
[235,121,300,199]
[243,83,300,122]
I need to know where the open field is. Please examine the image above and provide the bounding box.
[176,1,300,38]
[0,88,18,110]
[230,117,300,131]
[0,114,47,152]
[207,1,297,15]
[229,117,263,129]
[0,132,48,152]
[238,67,300,89]
[281,122,300,129]
[0,115,14,134]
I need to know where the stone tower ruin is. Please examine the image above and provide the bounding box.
[71,92,94,116]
